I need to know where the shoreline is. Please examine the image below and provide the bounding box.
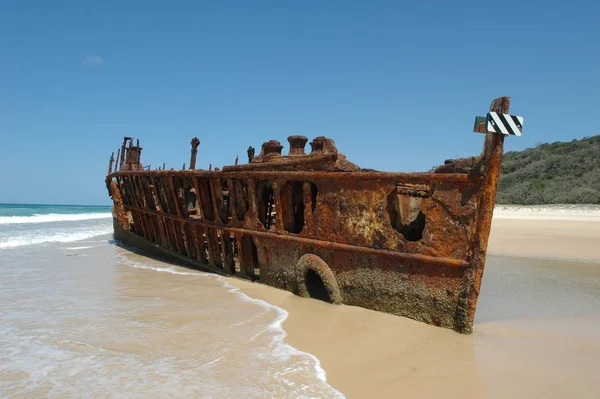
[227,276,465,398]
[213,274,345,398]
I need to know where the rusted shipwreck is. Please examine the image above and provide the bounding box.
[106,97,516,334]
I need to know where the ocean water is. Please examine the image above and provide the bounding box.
[0,204,344,398]
[0,204,113,249]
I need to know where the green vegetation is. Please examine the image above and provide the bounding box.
[497,135,600,204]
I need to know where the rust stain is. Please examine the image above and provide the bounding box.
[105,97,511,334]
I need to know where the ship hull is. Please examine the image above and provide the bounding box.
[107,164,491,334]
[105,97,513,334]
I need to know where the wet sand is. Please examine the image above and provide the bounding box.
[229,217,600,398]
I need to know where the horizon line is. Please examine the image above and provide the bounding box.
[0,202,111,208]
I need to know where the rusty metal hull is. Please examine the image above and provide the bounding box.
[105,98,511,334]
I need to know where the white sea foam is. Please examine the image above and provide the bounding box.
[64,245,96,250]
[217,276,338,389]
[0,212,112,225]
[117,255,210,276]
[0,226,113,249]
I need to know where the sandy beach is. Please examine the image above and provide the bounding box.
[229,207,600,398]
[489,204,600,263]
[2,205,598,398]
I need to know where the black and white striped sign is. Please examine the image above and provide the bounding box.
[486,112,524,136]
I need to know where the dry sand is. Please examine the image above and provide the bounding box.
[229,210,600,398]
[488,219,600,263]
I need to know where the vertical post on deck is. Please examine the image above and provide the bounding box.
[115,149,121,172]
[108,152,114,175]
[119,137,130,169]
[190,137,200,170]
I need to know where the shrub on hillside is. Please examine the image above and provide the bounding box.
[495,135,600,204]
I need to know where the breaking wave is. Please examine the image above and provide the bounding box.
[0,225,113,249]
[0,213,112,225]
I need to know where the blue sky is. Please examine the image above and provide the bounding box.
[1,1,598,205]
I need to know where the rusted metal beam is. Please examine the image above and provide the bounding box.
[108,152,115,175]
[119,137,130,169]
[156,214,170,248]
[115,149,121,172]
[133,176,147,209]
[144,212,157,243]
[143,211,156,243]
[209,178,225,224]
[172,177,189,218]
[221,230,236,274]
[131,209,147,239]
[194,224,209,264]
[190,176,204,219]
[166,176,182,217]
[238,234,257,279]
[120,177,135,207]
[165,218,178,252]
[155,177,172,214]
[174,220,190,257]
[195,177,216,222]
[190,224,203,262]
[205,227,223,268]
